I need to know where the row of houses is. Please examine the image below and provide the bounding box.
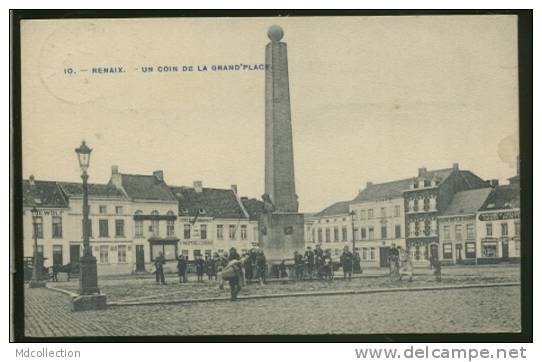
[22,166,264,275]
[304,163,521,267]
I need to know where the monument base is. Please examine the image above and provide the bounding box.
[260,212,305,262]
[71,294,107,312]
[79,254,100,295]
[29,280,46,288]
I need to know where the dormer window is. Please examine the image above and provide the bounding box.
[199,208,206,215]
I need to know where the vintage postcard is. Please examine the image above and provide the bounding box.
[11,12,529,341]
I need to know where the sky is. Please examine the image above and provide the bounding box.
[20,15,519,213]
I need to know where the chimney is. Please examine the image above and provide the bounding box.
[231,184,238,195]
[452,163,459,171]
[29,175,35,186]
[366,181,373,188]
[418,167,427,177]
[153,170,164,182]
[110,165,122,188]
[193,180,203,193]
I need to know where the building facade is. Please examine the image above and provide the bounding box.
[437,187,493,265]
[404,163,487,266]
[349,179,410,268]
[476,181,521,264]
[21,167,262,275]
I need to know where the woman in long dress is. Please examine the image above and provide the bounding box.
[399,247,413,282]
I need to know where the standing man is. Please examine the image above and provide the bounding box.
[177,254,187,283]
[195,255,205,282]
[304,246,315,280]
[314,244,324,279]
[294,251,304,281]
[154,251,166,285]
[340,245,353,281]
[256,249,267,286]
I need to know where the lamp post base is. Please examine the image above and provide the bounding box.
[71,293,107,312]
[29,280,46,288]
[79,254,100,295]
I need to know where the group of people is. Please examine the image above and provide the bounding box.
[387,243,442,282]
[291,244,362,281]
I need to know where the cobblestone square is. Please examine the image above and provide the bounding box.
[24,265,522,337]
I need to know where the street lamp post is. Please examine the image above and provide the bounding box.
[29,207,46,288]
[72,141,106,311]
[349,210,356,275]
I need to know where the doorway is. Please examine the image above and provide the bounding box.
[379,247,390,267]
[136,245,146,272]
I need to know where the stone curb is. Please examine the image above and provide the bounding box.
[105,282,520,307]
[45,286,79,299]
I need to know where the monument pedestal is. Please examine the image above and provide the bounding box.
[260,212,305,262]
[71,294,107,312]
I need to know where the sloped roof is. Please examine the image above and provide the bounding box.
[314,200,351,217]
[480,184,520,211]
[441,188,492,216]
[170,186,246,219]
[241,198,265,221]
[353,178,413,203]
[120,174,177,202]
[458,170,489,189]
[23,180,69,208]
[58,181,125,199]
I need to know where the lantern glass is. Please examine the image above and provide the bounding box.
[75,141,92,172]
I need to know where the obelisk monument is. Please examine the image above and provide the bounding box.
[260,25,305,262]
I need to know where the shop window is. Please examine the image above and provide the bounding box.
[151,242,177,261]
[465,242,476,259]
[482,243,497,258]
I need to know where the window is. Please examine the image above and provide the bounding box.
[333,227,339,242]
[134,210,143,238]
[325,228,331,243]
[99,206,107,214]
[229,225,236,240]
[353,228,359,241]
[167,211,175,237]
[99,219,109,237]
[466,224,475,240]
[362,248,368,260]
[514,221,520,236]
[359,210,366,220]
[99,245,109,263]
[395,225,401,238]
[442,243,453,259]
[381,226,387,239]
[317,229,322,243]
[370,247,375,260]
[241,225,247,240]
[368,227,374,240]
[360,227,366,240]
[193,250,201,259]
[501,223,508,237]
[465,242,476,259]
[368,209,374,219]
[184,224,191,239]
[342,227,347,242]
[52,216,62,238]
[443,225,450,240]
[394,205,400,217]
[151,211,159,237]
[486,223,493,236]
[413,199,419,212]
[482,242,497,257]
[115,206,123,215]
[115,219,125,237]
[454,225,463,241]
[414,245,420,260]
[217,225,224,239]
[182,249,189,258]
[423,198,430,211]
[205,250,212,257]
[35,245,44,259]
[52,245,63,265]
[151,243,177,261]
[380,207,386,218]
[33,216,43,239]
[200,224,207,239]
[117,245,127,263]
